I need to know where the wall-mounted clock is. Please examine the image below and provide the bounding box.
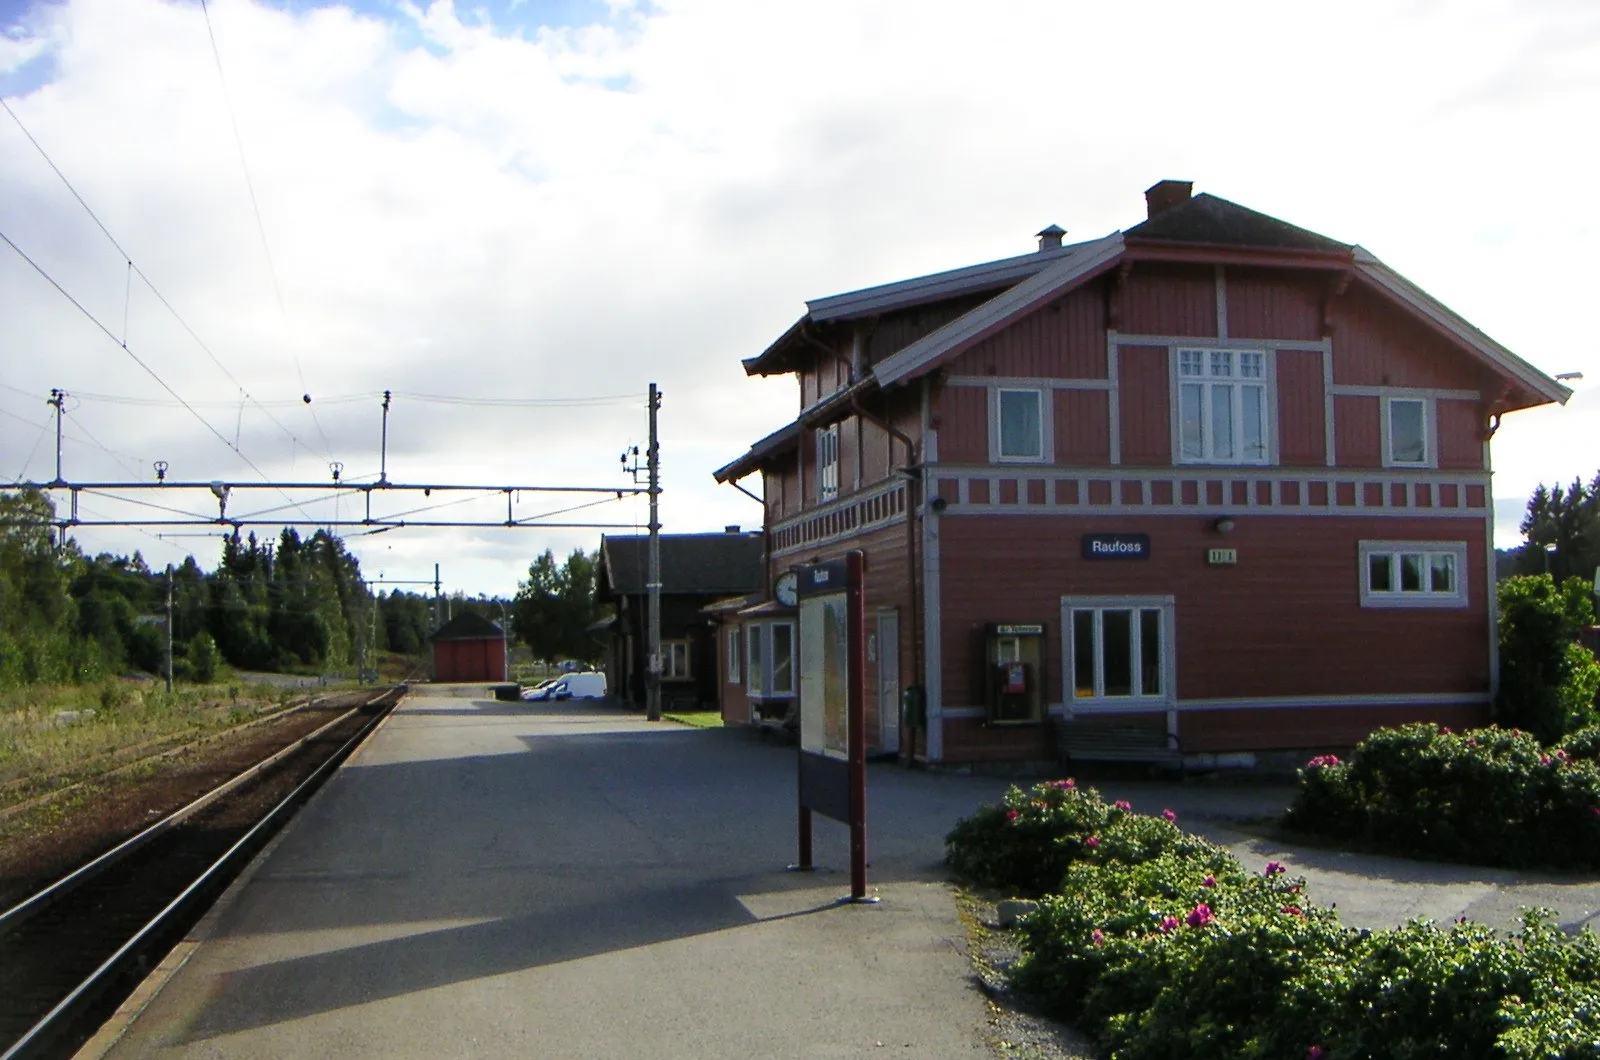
[775,571,799,607]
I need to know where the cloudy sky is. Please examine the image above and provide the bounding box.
[2,0,1596,596]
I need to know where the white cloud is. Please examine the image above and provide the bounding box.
[2,0,1597,591]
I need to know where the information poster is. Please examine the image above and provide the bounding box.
[800,592,849,760]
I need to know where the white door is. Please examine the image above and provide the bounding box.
[877,611,900,753]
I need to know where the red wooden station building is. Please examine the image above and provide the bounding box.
[711,180,1571,768]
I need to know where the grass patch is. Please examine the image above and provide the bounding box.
[662,710,723,729]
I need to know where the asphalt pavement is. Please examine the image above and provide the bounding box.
[90,690,1600,1059]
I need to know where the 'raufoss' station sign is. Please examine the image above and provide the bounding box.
[1081,533,1151,560]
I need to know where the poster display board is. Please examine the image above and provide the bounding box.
[792,551,871,902]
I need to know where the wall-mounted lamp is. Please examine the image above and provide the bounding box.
[1556,372,1585,382]
[1212,516,1236,534]
[929,496,949,513]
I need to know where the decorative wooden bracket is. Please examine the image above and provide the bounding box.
[1107,261,1133,331]
[1320,271,1353,336]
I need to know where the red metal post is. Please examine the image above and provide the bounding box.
[847,549,868,900]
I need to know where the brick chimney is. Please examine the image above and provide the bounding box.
[1144,179,1193,219]
[724,524,741,534]
[1036,224,1066,251]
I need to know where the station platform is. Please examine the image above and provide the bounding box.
[86,691,1012,1059]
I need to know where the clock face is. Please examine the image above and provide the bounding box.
[775,571,799,607]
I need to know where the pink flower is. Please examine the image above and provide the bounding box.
[1308,1048,1324,1060]
[1201,875,1217,888]
[1005,809,1020,822]
[1113,800,1133,812]
[1265,861,1285,877]
[1090,929,1105,946]
[1162,808,1178,822]
[1541,755,1552,766]
[1467,737,1478,746]
[1305,755,1341,769]
[1047,778,1076,789]
[1281,905,1303,917]
[1159,915,1179,934]
[1186,903,1214,928]
[1084,835,1100,848]
[1438,726,1453,735]
[1557,750,1571,762]
[1590,806,1600,820]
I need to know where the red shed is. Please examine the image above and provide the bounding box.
[430,612,508,683]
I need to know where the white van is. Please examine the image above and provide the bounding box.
[526,671,607,701]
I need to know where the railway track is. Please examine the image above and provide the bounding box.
[0,685,406,1060]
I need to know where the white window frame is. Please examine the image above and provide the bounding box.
[1061,595,1176,710]
[744,620,795,698]
[1171,347,1276,466]
[726,627,741,684]
[1359,540,1468,609]
[1380,395,1435,469]
[817,426,840,502]
[989,386,1050,463]
[662,640,691,679]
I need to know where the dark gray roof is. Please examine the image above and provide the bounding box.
[1126,193,1350,253]
[599,533,765,598]
[432,612,505,641]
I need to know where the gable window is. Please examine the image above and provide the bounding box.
[817,426,840,502]
[1383,397,1431,467]
[1175,348,1271,465]
[726,627,741,684]
[1063,596,1174,707]
[662,640,691,679]
[996,388,1044,460]
[1359,541,1467,608]
[745,621,795,697]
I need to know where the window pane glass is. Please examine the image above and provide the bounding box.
[772,623,794,694]
[1073,611,1095,698]
[999,390,1041,458]
[1211,383,1234,460]
[1389,400,1425,464]
[1210,350,1232,377]
[1400,553,1424,591]
[1102,610,1133,696]
[748,626,763,692]
[1179,349,1204,377]
[1239,351,1264,378]
[728,630,741,682]
[1430,554,1456,593]
[1180,383,1204,460]
[1368,553,1392,592]
[1241,385,1264,461]
[1139,609,1161,697]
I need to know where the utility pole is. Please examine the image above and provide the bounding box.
[48,388,65,485]
[164,564,174,694]
[379,390,392,485]
[646,383,662,722]
[434,562,442,630]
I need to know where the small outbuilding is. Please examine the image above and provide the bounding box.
[430,612,508,683]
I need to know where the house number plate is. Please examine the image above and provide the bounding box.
[1207,548,1238,566]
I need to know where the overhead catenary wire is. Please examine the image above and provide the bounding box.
[0,96,326,466]
[196,0,336,464]
[0,227,322,524]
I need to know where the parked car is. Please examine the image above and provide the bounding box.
[556,660,585,673]
[522,672,608,701]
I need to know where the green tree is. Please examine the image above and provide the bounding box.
[188,631,220,683]
[1497,574,1600,741]
[1516,473,1600,582]
[512,549,602,664]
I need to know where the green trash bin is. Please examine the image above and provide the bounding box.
[902,685,927,730]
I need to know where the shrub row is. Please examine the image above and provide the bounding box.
[1283,722,1600,870]
[947,779,1600,1059]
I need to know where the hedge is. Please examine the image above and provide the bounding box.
[1283,722,1600,870]
[947,779,1600,1059]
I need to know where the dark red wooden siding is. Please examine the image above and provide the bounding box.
[1225,267,1323,341]
[1333,395,1382,467]
[1057,390,1111,464]
[1181,702,1490,753]
[936,386,987,463]
[1331,284,1491,390]
[1120,264,1216,337]
[1437,399,1486,470]
[1118,345,1170,464]
[957,283,1108,379]
[1276,349,1326,466]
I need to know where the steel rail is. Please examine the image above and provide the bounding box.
[0,687,402,1060]
[0,690,386,938]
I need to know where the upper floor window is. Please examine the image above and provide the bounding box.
[991,387,1049,463]
[817,426,839,502]
[1175,348,1270,465]
[1359,541,1467,608]
[1383,396,1432,467]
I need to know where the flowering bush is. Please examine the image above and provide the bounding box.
[949,785,1600,1057]
[1282,722,1600,870]
[944,779,1218,896]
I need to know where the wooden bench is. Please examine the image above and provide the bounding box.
[1050,713,1182,767]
